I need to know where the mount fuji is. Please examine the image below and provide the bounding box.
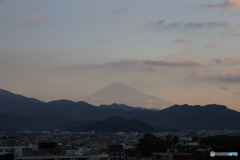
[84,82,173,109]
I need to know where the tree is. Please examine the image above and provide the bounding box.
[136,133,167,157]
[200,135,240,152]
[166,134,179,145]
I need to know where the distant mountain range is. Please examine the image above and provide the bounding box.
[1,87,240,131]
[84,82,173,109]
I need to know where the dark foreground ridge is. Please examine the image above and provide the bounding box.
[67,116,178,133]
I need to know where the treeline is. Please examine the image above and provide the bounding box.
[130,133,240,160]
[134,133,178,157]
[200,135,240,152]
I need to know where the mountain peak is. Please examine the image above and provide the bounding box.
[48,99,75,106]
[84,82,173,109]
[95,82,143,96]
[107,82,133,88]
[204,104,227,109]
[109,82,127,85]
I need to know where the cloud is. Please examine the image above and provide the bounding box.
[222,31,240,37]
[77,56,209,73]
[165,21,182,29]
[143,99,158,109]
[111,6,127,14]
[83,58,141,70]
[220,86,230,91]
[25,14,43,25]
[201,0,240,10]
[214,58,224,65]
[225,55,240,65]
[214,55,240,65]
[180,48,197,55]
[206,21,231,27]
[144,58,209,67]
[204,43,217,48]
[119,16,156,27]
[105,58,141,69]
[184,22,205,29]
[173,39,193,44]
[186,21,230,28]
[90,97,100,101]
[229,32,240,37]
[159,20,231,29]
[219,86,240,96]
[218,72,240,83]
[157,19,165,26]
[145,99,153,103]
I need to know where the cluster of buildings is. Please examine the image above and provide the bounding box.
[0,130,239,160]
[0,132,137,160]
[14,142,124,160]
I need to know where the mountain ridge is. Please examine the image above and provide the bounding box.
[1,87,240,130]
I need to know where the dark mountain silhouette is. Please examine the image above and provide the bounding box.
[47,99,75,106]
[98,103,148,111]
[1,88,240,130]
[148,104,240,130]
[0,114,89,132]
[67,116,178,133]
[84,82,173,109]
[0,88,43,104]
[0,114,177,133]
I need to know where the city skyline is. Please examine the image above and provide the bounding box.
[0,0,240,111]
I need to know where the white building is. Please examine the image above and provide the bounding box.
[0,146,14,155]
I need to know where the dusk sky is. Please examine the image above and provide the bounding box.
[0,0,240,111]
